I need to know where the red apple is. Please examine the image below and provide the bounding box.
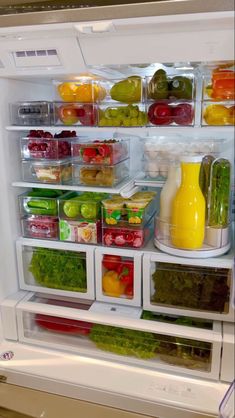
[172,103,193,125]
[78,104,97,126]
[58,105,79,125]
[148,102,172,125]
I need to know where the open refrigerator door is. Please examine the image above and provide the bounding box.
[0,3,234,417]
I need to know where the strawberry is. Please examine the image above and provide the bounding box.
[82,147,97,162]
[98,144,111,157]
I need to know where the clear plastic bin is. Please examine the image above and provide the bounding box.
[202,71,235,101]
[19,190,61,216]
[102,215,153,248]
[147,100,195,126]
[58,191,108,221]
[143,157,172,180]
[102,191,157,227]
[72,160,130,187]
[97,77,144,103]
[146,72,195,101]
[10,101,53,126]
[21,215,59,240]
[59,219,101,244]
[98,104,147,127]
[53,102,98,126]
[71,138,130,165]
[22,159,72,184]
[202,102,235,126]
[21,135,75,160]
[55,79,106,103]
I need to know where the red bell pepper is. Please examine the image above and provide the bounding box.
[117,260,134,286]
[102,254,122,271]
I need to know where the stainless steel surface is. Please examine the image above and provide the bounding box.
[0,0,234,27]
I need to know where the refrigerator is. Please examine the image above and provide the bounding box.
[0,1,234,417]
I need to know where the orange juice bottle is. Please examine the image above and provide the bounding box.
[171,156,205,250]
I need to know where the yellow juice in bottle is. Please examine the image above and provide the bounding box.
[171,156,205,250]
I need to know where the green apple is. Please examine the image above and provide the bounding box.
[63,201,80,218]
[80,203,97,219]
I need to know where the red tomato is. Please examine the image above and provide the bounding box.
[102,254,122,270]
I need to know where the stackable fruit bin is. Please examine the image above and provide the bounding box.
[55,79,102,103]
[14,292,222,380]
[72,159,130,187]
[201,69,235,126]
[22,159,73,184]
[145,72,196,127]
[71,138,130,166]
[142,252,234,322]
[19,190,62,240]
[20,134,76,160]
[58,191,106,244]
[95,247,142,306]
[53,102,98,126]
[98,103,147,127]
[10,101,54,126]
[16,239,95,300]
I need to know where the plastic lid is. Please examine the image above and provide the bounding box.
[180,155,203,163]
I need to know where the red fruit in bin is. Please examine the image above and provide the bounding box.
[148,102,172,125]
[114,234,126,246]
[125,284,134,298]
[35,314,93,335]
[102,254,122,271]
[124,232,134,243]
[78,104,97,126]
[104,232,114,246]
[172,103,193,125]
[98,144,110,157]
[82,147,97,162]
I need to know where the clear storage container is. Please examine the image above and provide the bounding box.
[21,135,75,160]
[102,191,157,227]
[22,159,72,184]
[147,100,195,126]
[72,160,130,187]
[10,101,53,126]
[98,104,147,127]
[21,215,59,240]
[143,254,234,322]
[16,241,95,300]
[97,77,144,103]
[102,215,153,248]
[95,248,142,306]
[19,190,62,216]
[55,79,105,103]
[202,102,235,126]
[202,70,235,101]
[59,219,101,244]
[53,102,98,126]
[71,138,130,165]
[15,293,222,380]
[146,72,195,101]
[58,191,108,221]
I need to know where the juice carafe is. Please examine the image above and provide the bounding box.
[171,156,205,250]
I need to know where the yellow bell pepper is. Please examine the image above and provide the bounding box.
[102,270,125,297]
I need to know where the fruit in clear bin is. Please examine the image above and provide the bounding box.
[63,200,80,218]
[102,271,126,297]
[148,69,169,100]
[58,105,80,125]
[172,103,193,125]
[57,82,79,102]
[78,104,97,126]
[148,102,172,125]
[203,104,231,125]
[211,70,235,100]
[27,216,58,239]
[102,255,122,270]
[80,203,97,219]
[110,76,142,103]
[227,105,235,125]
[103,228,144,248]
[99,104,146,127]
[169,76,193,99]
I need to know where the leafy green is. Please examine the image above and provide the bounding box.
[89,324,159,359]
[29,248,87,292]
[208,158,231,227]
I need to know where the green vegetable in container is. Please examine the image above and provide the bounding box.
[110,76,142,103]
[89,324,159,359]
[199,155,215,221]
[29,248,87,292]
[208,158,231,227]
[147,69,169,100]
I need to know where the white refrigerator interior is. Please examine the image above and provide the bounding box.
[0,5,234,418]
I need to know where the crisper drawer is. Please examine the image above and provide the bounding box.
[15,292,222,381]
[143,253,234,322]
[95,247,142,307]
[16,239,95,300]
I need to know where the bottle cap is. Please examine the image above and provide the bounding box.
[180,155,203,163]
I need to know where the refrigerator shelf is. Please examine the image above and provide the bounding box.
[12,177,140,198]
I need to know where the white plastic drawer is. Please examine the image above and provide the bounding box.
[16,239,95,300]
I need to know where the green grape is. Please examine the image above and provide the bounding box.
[99,118,107,126]
[129,108,139,118]
[112,118,121,127]
[123,118,131,127]
[130,117,138,126]
[104,108,112,118]
[110,108,118,117]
